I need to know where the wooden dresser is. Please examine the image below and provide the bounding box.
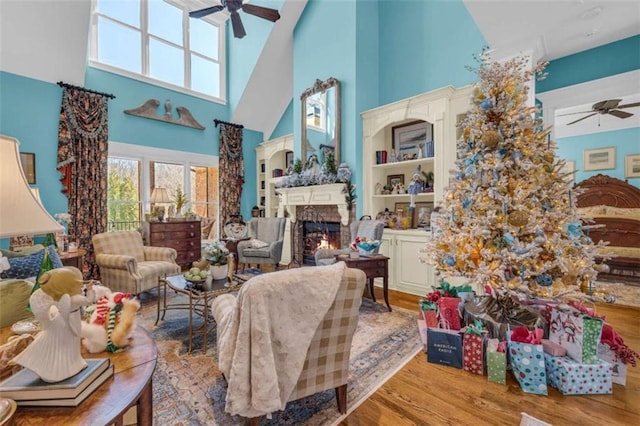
[144,220,201,268]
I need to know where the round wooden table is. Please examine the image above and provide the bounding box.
[0,325,157,426]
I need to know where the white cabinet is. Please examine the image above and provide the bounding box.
[378,229,435,296]
[255,134,293,218]
[362,85,472,295]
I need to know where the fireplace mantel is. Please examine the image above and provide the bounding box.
[276,183,350,225]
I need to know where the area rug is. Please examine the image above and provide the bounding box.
[135,290,421,425]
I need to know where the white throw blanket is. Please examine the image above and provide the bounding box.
[212,262,346,418]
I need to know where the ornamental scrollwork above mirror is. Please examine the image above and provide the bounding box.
[301,77,341,167]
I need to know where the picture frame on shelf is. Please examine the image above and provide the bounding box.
[20,152,36,184]
[285,151,294,172]
[583,147,615,171]
[394,202,412,229]
[413,202,434,229]
[625,154,640,178]
[391,120,433,161]
[387,174,404,188]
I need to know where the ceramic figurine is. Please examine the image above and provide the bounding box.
[375,182,382,195]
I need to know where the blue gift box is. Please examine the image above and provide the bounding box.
[544,354,612,395]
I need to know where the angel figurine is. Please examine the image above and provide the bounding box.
[11,267,92,382]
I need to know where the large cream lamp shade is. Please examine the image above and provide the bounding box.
[0,134,63,238]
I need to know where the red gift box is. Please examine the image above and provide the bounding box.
[463,333,484,375]
[542,339,567,357]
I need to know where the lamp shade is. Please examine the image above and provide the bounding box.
[150,187,171,203]
[0,135,64,238]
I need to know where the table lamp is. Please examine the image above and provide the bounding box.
[150,187,171,221]
[0,135,63,239]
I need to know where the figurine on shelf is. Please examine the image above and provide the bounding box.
[408,165,425,209]
[375,182,383,195]
[389,148,398,163]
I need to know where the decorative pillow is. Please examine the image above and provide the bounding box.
[0,279,35,327]
[47,245,64,269]
[249,239,269,249]
[0,249,45,280]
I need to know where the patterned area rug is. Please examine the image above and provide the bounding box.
[136,288,421,425]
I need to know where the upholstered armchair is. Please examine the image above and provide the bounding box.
[211,262,366,423]
[236,217,286,271]
[315,219,385,266]
[92,230,180,295]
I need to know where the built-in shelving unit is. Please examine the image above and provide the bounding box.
[255,134,293,218]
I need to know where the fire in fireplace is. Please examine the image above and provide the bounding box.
[302,221,341,265]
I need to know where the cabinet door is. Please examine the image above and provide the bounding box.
[394,233,433,296]
[378,233,395,289]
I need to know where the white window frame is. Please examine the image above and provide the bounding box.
[108,141,219,214]
[88,0,227,104]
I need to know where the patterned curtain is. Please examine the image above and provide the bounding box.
[218,123,244,236]
[57,87,110,279]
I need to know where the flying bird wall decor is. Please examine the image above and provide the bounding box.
[124,99,206,130]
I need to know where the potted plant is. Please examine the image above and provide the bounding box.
[173,188,188,218]
[203,241,229,280]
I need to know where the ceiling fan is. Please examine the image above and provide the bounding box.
[559,99,640,125]
[189,0,281,39]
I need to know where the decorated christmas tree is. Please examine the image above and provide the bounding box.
[424,53,607,299]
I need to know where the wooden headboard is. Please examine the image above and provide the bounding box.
[575,174,640,208]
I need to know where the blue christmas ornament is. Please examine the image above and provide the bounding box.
[455,172,464,180]
[445,255,456,267]
[503,233,515,245]
[462,198,472,209]
[480,99,494,110]
[536,274,553,287]
[498,147,508,157]
[565,222,583,239]
[512,151,523,161]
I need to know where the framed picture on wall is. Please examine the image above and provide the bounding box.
[285,151,294,172]
[583,147,615,171]
[20,152,36,184]
[625,154,640,178]
[560,159,576,183]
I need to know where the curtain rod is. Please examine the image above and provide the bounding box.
[214,119,244,129]
[57,81,116,99]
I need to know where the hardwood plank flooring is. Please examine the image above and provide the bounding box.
[342,287,640,426]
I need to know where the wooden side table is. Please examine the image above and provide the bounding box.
[59,248,87,270]
[336,254,391,311]
[0,325,157,425]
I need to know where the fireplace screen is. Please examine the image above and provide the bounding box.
[302,221,341,265]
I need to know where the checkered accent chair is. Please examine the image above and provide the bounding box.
[212,266,366,423]
[92,230,180,295]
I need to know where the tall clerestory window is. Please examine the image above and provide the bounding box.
[89,0,225,101]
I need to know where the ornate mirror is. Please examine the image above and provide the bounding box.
[301,77,341,167]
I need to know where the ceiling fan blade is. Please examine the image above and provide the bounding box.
[593,99,621,111]
[557,110,593,117]
[566,112,597,125]
[608,109,633,119]
[230,11,246,39]
[189,5,225,19]
[242,3,281,22]
[616,101,640,109]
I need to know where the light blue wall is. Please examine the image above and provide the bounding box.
[538,36,640,189]
[557,128,640,187]
[537,36,640,92]
[0,72,69,218]
[378,0,485,104]
[86,67,227,155]
[270,100,293,139]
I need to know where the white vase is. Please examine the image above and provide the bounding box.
[210,264,228,280]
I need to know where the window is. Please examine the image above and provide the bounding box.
[108,142,219,238]
[90,0,225,102]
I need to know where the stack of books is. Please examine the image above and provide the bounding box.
[0,358,114,407]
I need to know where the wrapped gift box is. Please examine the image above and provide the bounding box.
[544,354,612,395]
[541,339,566,357]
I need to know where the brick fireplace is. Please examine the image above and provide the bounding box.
[276,184,355,266]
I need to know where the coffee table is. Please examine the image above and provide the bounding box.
[157,274,243,353]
